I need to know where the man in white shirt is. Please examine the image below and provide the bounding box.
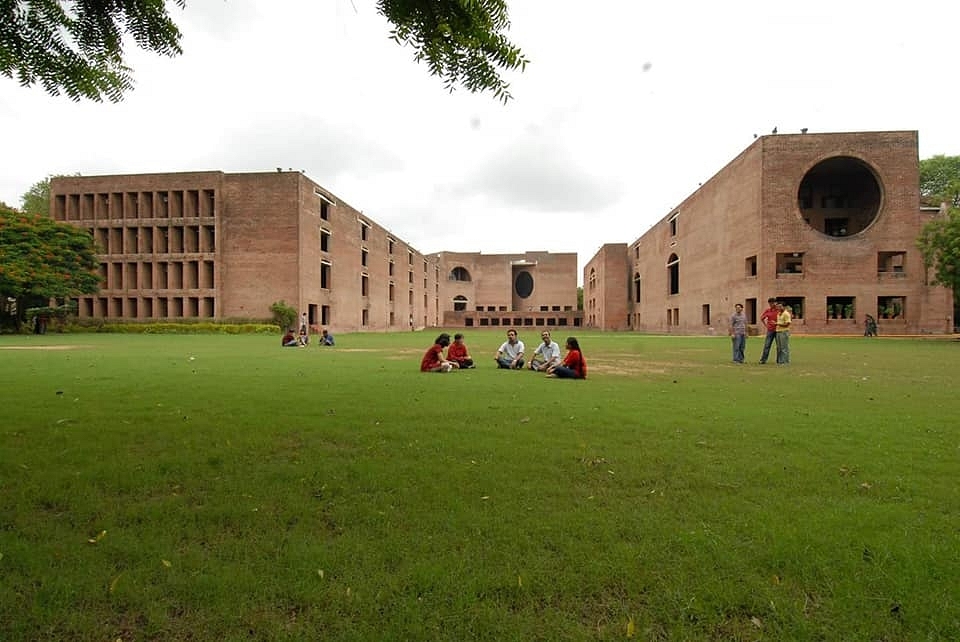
[529,330,561,371]
[495,329,525,369]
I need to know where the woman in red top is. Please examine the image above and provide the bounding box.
[546,337,586,379]
[420,333,458,372]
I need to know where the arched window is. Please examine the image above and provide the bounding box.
[633,272,642,302]
[453,295,467,311]
[667,254,679,295]
[449,266,471,282]
[589,268,597,290]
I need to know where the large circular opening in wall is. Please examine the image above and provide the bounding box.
[797,156,882,237]
[515,271,534,298]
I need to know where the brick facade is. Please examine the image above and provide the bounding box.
[585,131,954,335]
[50,171,442,332]
[435,251,582,329]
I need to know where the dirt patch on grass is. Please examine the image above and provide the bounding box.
[0,345,90,350]
[588,359,690,375]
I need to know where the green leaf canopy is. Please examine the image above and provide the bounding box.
[0,208,101,300]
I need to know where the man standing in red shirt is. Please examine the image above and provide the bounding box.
[758,297,779,364]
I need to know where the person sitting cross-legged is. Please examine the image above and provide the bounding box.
[281,328,299,347]
[494,329,525,369]
[447,333,474,369]
[529,330,561,372]
[546,337,587,379]
[421,333,459,373]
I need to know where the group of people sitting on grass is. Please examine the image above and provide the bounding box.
[281,327,334,347]
[420,329,586,379]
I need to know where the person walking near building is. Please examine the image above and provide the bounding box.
[758,298,779,364]
[729,303,747,363]
[775,303,792,364]
[864,314,878,337]
[529,330,562,371]
[495,329,525,369]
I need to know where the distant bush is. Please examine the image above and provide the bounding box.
[270,301,298,331]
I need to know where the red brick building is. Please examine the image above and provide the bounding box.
[434,251,582,329]
[584,131,954,334]
[50,171,442,332]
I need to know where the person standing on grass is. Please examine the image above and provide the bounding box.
[421,333,458,372]
[529,330,562,371]
[447,333,475,369]
[495,329,525,369]
[775,303,792,365]
[758,297,779,364]
[546,337,587,379]
[729,303,747,363]
[864,314,878,337]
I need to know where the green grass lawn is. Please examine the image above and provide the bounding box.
[1,330,958,641]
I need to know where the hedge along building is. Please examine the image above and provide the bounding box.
[584,130,954,334]
[49,171,444,332]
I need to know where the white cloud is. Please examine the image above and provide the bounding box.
[2,0,959,281]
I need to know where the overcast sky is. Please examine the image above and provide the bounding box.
[2,1,958,279]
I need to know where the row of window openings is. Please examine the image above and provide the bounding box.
[316,194,417,270]
[467,317,579,328]
[745,251,907,276]
[321,265,437,295]
[627,215,679,260]
[325,234,431,278]
[690,296,906,326]
[359,298,431,327]
[55,190,216,222]
[92,225,215,254]
[451,304,574,312]
[645,207,864,257]
[656,251,907,298]
[355,225,415,265]
[75,296,215,318]
[99,261,214,290]
[628,249,909,288]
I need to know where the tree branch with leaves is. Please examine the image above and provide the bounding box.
[1,0,527,103]
[378,0,528,102]
[0,0,184,102]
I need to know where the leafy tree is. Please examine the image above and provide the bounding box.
[918,207,960,296]
[269,300,298,332]
[0,207,101,329]
[20,175,53,217]
[919,155,960,208]
[1,0,526,103]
